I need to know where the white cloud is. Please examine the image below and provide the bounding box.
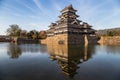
[51,0,62,11]
[74,0,120,29]
[94,8,120,26]
[27,15,40,19]
[32,0,52,15]
[14,0,38,14]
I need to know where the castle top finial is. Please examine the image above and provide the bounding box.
[68,4,73,9]
[61,4,77,13]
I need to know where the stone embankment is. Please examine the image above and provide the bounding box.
[98,36,120,45]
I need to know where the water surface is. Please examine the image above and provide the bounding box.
[0,42,120,80]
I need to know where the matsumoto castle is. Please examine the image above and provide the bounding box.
[41,5,98,45]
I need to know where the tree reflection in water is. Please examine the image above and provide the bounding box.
[7,43,22,59]
[7,43,47,59]
[105,45,120,55]
[18,44,47,53]
[47,43,96,77]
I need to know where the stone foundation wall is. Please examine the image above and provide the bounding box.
[41,33,68,45]
[87,35,98,44]
[41,34,98,45]
[68,34,84,45]
[40,39,46,44]
[98,36,120,45]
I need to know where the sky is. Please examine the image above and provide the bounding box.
[0,0,120,35]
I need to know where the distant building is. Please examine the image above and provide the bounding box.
[42,5,98,45]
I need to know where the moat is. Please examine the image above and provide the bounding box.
[0,42,120,80]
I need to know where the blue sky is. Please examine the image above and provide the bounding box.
[0,0,120,35]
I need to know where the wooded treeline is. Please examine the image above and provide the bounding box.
[7,24,47,39]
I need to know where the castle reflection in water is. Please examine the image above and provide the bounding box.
[47,43,96,77]
[7,43,96,77]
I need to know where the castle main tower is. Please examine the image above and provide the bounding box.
[45,5,97,45]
